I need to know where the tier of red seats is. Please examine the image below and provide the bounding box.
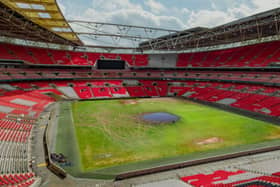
[4,66,280,87]
[2,80,280,118]
[0,120,32,131]
[0,79,279,187]
[0,128,30,142]
[155,81,168,96]
[182,82,280,117]
[126,86,147,97]
[91,87,112,98]
[181,170,246,186]
[0,173,35,186]
[5,44,36,63]
[1,40,280,67]
[177,41,280,67]
[110,87,127,95]
[140,80,159,96]
[73,86,93,99]
[0,90,53,186]
[0,43,148,67]
[181,170,280,186]
[0,44,18,60]
[169,86,190,96]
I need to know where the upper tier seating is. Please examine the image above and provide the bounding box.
[28,47,54,64]
[5,44,36,63]
[0,43,148,67]
[0,44,18,60]
[2,41,280,68]
[177,41,280,67]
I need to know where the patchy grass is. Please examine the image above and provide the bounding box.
[72,98,280,171]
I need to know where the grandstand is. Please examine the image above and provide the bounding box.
[0,0,280,186]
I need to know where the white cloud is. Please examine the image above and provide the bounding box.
[227,0,280,18]
[185,0,280,28]
[144,0,166,14]
[57,0,280,47]
[251,0,280,12]
[63,0,186,46]
[90,0,142,11]
[79,0,185,29]
[59,0,280,29]
[182,8,190,14]
[188,10,235,28]
[228,4,254,18]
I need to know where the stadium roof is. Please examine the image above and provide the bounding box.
[139,7,280,51]
[0,0,82,45]
[68,20,179,50]
[0,0,178,49]
[0,0,279,52]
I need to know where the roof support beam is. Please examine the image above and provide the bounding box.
[13,8,58,14]
[76,32,154,40]
[9,0,56,6]
[68,20,179,32]
[0,2,76,45]
[68,20,178,48]
[1,0,82,45]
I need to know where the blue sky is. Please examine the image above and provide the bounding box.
[58,0,280,29]
[57,0,280,46]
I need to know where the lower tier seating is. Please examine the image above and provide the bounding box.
[3,80,280,118]
[181,169,280,186]
[0,79,279,187]
[0,90,55,187]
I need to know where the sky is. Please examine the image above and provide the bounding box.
[57,0,280,47]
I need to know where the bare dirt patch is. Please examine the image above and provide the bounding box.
[139,97,179,103]
[120,99,138,105]
[266,133,280,140]
[196,137,223,145]
[78,123,97,127]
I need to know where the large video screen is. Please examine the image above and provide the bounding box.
[97,60,125,69]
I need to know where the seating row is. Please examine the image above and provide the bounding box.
[181,169,280,186]
[177,41,280,67]
[2,67,280,86]
[0,43,148,66]
[0,91,55,186]
[0,79,279,187]
[6,80,280,117]
[1,40,280,68]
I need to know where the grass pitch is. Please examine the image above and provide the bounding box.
[69,98,280,173]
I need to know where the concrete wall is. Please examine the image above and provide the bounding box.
[148,54,177,68]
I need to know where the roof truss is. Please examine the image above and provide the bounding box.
[0,0,82,45]
[68,20,179,49]
[139,8,280,51]
[0,1,77,45]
